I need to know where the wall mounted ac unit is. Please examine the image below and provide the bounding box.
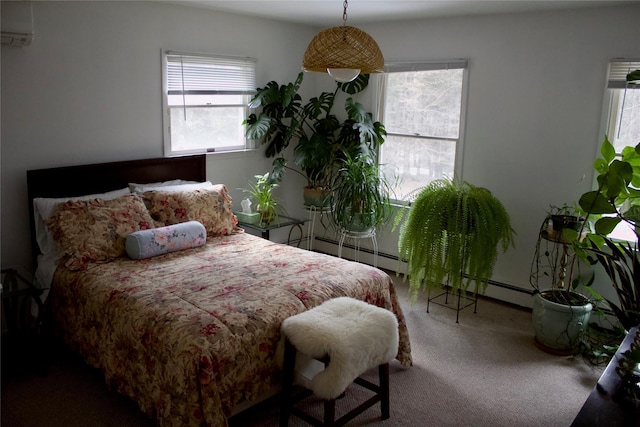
[1,32,34,47]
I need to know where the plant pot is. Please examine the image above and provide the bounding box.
[303,187,330,208]
[545,215,586,243]
[338,210,376,233]
[532,290,592,355]
[257,205,276,225]
[550,215,584,232]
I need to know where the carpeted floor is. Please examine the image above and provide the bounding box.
[1,275,603,426]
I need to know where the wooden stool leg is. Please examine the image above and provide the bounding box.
[279,338,297,427]
[323,398,336,427]
[379,363,390,420]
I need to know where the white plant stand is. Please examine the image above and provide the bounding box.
[337,228,378,267]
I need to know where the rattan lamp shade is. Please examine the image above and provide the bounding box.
[302,25,384,74]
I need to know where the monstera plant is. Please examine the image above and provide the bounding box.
[244,72,386,207]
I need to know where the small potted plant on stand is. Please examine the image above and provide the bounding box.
[329,153,394,234]
[241,172,282,226]
[546,204,586,242]
[530,207,595,355]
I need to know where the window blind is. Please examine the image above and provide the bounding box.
[608,59,640,89]
[165,51,257,95]
[384,59,468,73]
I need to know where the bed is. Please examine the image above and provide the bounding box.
[26,155,412,427]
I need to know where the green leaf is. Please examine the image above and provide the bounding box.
[579,191,617,214]
[303,92,335,119]
[270,157,287,183]
[251,80,284,109]
[601,135,615,163]
[585,233,606,248]
[594,158,608,175]
[594,216,621,235]
[626,69,640,82]
[624,205,640,223]
[281,74,304,107]
[562,228,579,242]
[339,74,370,95]
[601,160,633,199]
[244,113,271,140]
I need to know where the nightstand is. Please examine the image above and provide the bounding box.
[1,268,47,375]
[238,215,310,246]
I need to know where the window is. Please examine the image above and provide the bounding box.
[162,51,257,156]
[605,60,640,153]
[600,59,640,241]
[376,60,467,201]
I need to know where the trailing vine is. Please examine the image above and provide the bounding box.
[397,179,515,300]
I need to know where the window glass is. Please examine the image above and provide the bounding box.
[609,89,640,153]
[379,66,466,201]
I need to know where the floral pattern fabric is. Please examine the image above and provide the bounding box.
[142,185,239,238]
[45,194,155,270]
[125,221,207,259]
[50,232,412,427]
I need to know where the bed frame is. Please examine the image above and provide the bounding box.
[26,155,206,263]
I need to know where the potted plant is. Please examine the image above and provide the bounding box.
[329,153,394,233]
[530,208,596,355]
[546,204,586,243]
[531,136,640,357]
[244,72,386,207]
[241,172,282,225]
[573,136,640,332]
[395,179,515,301]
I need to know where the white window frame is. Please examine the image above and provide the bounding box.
[162,50,257,156]
[373,60,469,202]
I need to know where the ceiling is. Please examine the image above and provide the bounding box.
[171,0,631,26]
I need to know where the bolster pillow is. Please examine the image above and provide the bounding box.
[126,221,207,260]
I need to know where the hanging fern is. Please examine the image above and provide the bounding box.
[397,179,515,300]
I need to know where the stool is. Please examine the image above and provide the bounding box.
[280,297,399,427]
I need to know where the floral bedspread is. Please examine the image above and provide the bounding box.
[50,232,412,427]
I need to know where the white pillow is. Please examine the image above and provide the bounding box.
[135,181,214,193]
[129,179,201,193]
[33,187,131,256]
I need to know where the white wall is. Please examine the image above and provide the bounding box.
[356,4,640,306]
[315,4,640,307]
[2,1,640,308]
[1,1,317,272]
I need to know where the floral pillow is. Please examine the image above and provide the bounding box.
[45,194,155,270]
[125,221,207,260]
[142,184,239,237]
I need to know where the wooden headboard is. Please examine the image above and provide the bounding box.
[26,155,206,262]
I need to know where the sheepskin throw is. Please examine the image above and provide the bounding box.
[281,297,399,400]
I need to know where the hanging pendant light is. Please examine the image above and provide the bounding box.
[302,0,384,82]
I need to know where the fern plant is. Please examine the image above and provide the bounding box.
[396,179,515,300]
